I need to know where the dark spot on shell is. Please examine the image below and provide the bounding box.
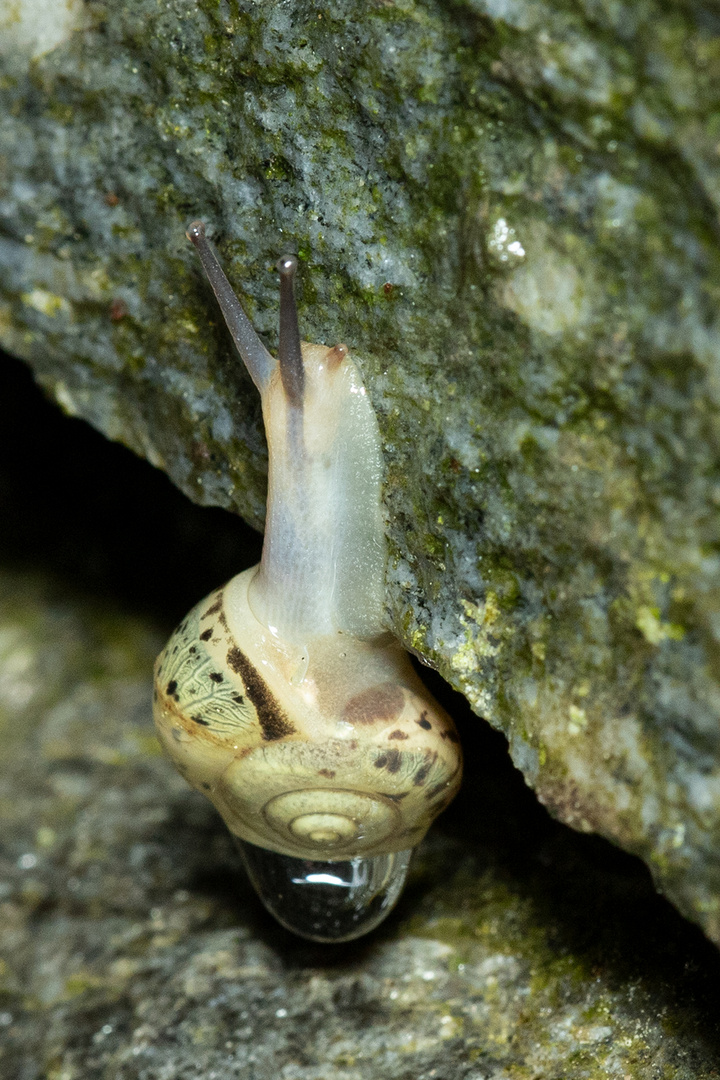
[209,672,224,683]
[201,782,211,790]
[191,715,210,726]
[189,646,197,655]
[374,749,402,773]
[343,683,404,726]
[413,761,432,786]
[201,596,223,619]
[199,628,213,641]
[440,729,459,743]
[318,769,336,779]
[226,646,295,741]
[416,712,432,731]
[218,610,229,631]
[388,729,408,740]
[232,694,244,705]
[166,680,178,696]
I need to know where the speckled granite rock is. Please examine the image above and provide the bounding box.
[1,560,720,1079]
[1,0,719,950]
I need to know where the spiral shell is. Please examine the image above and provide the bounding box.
[154,568,461,861]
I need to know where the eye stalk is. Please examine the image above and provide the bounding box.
[152,223,463,942]
[276,254,304,408]
[186,220,274,391]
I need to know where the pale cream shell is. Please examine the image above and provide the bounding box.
[153,568,462,860]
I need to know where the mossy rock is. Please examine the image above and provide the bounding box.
[1,0,719,948]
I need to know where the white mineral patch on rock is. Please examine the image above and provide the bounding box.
[497,226,595,335]
[0,0,84,60]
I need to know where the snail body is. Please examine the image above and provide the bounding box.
[153,226,461,940]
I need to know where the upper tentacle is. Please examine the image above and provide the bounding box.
[186,221,275,391]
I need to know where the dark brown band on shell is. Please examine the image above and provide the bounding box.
[226,646,296,741]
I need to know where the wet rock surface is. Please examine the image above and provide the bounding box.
[1,356,720,1079]
[1,1,719,947]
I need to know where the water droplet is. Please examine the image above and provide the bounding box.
[236,839,412,942]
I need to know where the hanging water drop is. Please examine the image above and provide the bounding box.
[236,838,412,942]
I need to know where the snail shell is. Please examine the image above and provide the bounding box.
[154,568,461,861]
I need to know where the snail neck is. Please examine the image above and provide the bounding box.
[247,344,386,645]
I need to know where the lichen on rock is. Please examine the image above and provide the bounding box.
[0,0,719,952]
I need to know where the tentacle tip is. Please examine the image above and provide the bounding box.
[327,343,349,370]
[186,220,206,245]
[276,254,298,277]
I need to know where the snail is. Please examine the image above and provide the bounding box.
[153,222,462,942]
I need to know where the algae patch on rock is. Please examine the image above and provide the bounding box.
[0,0,719,951]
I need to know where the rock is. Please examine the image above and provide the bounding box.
[1,0,719,950]
[1,551,719,1078]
